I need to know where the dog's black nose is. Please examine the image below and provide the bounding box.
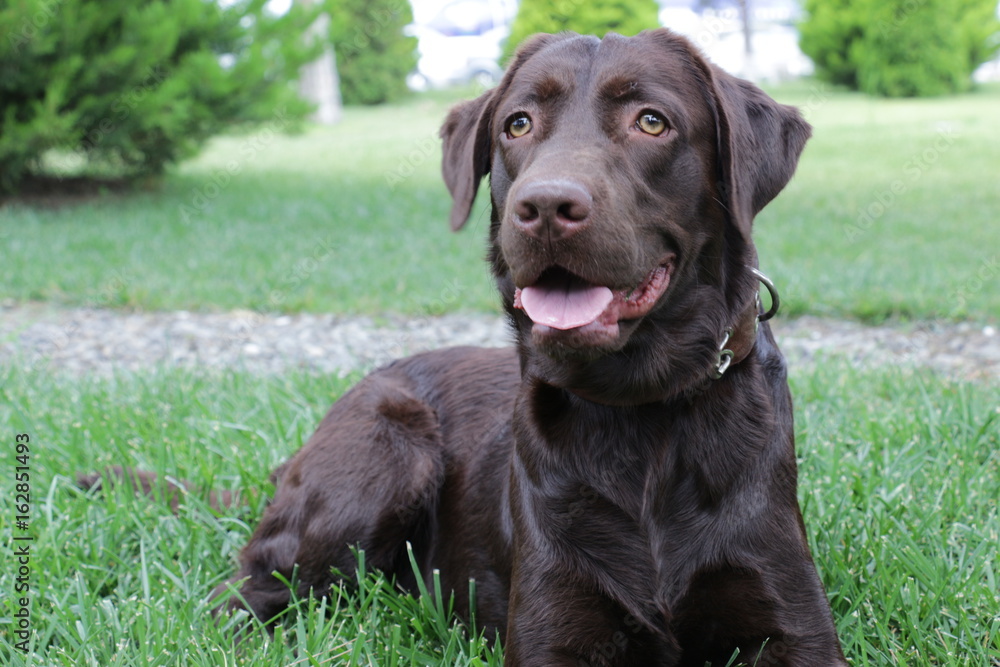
[512,179,592,241]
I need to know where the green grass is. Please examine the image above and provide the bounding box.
[1,360,997,665]
[1,83,998,322]
[759,82,1000,322]
[0,90,496,316]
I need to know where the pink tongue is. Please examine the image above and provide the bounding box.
[520,281,614,330]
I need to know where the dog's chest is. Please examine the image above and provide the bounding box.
[516,395,753,622]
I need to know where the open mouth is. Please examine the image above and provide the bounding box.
[513,259,674,334]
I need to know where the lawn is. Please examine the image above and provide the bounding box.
[0,361,997,665]
[1,81,999,666]
[1,83,998,322]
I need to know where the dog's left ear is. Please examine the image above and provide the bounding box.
[439,92,496,232]
[440,33,573,231]
[704,61,812,241]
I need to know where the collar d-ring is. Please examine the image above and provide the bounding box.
[750,267,780,322]
[713,268,781,379]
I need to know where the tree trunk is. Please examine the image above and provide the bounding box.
[736,0,757,80]
[298,3,341,125]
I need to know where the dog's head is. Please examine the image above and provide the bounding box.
[441,30,810,404]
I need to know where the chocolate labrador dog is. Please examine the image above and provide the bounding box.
[140,29,847,666]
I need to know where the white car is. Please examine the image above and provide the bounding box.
[407,0,516,89]
[659,0,812,81]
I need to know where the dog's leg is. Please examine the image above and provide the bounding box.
[671,562,847,666]
[503,560,676,667]
[213,372,446,625]
[503,469,679,666]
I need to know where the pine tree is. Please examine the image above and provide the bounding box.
[327,0,418,105]
[0,0,321,192]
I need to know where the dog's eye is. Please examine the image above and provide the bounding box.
[507,114,532,138]
[636,111,668,136]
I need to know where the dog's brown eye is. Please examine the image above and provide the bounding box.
[507,114,532,138]
[637,112,667,136]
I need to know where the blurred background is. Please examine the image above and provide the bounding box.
[2,0,999,193]
[405,0,1000,92]
[2,0,999,323]
[2,0,999,351]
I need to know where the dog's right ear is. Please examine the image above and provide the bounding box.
[440,92,495,231]
[440,33,571,231]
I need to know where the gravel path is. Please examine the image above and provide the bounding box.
[2,303,998,382]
